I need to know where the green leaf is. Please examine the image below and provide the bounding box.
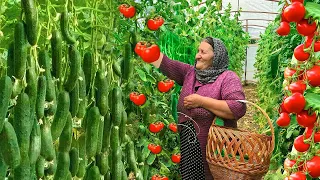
[305,2,320,21]
[142,145,151,160]
[136,68,147,82]
[136,137,147,147]
[159,162,170,174]
[146,153,156,165]
[304,90,320,112]
[199,6,207,14]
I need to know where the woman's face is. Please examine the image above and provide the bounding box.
[195,41,214,70]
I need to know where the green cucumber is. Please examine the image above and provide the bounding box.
[96,151,108,175]
[35,156,45,179]
[121,43,132,81]
[21,0,38,45]
[60,11,76,44]
[29,118,41,165]
[83,52,94,93]
[85,106,101,158]
[25,55,38,122]
[69,147,79,177]
[44,157,57,175]
[36,76,46,120]
[86,165,100,180]
[13,21,27,80]
[111,87,122,126]
[13,93,32,158]
[111,148,122,180]
[76,133,86,178]
[39,49,55,102]
[70,80,79,117]
[76,69,87,119]
[40,117,55,161]
[53,152,70,180]
[102,113,111,152]
[119,110,127,144]
[7,42,14,78]
[0,152,8,180]
[0,76,12,132]
[51,29,63,80]
[96,71,109,116]
[110,126,120,153]
[64,45,81,92]
[51,91,70,141]
[13,157,30,180]
[112,60,122,78]
[0,121,21,168]
[96,116,104,154]
[58,112,72,152]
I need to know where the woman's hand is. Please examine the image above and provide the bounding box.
[183,94,204,109]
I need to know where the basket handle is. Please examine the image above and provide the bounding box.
[235,100,275,152]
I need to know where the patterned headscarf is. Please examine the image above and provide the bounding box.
[195,37,229,84]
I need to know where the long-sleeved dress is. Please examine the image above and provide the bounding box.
[159,55,246,180]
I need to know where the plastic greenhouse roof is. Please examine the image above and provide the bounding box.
[221,0,282,39]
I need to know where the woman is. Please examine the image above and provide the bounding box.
[151,37,246,179]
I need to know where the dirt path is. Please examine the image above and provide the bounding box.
[237,83,260,133]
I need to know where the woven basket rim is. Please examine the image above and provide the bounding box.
[210,124,272,139]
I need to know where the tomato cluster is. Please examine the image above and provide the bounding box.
[276,1,320,179]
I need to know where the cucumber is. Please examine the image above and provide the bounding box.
[7,42,14,78]
[51,91,70,141]
[25,55,38,121]
[85,106,101,158]
[53,152,70,180]
[110,126,120,153]
[0,121,21,168]
[40,117,55,161]
[86,165,100,180]
[126,141,138,173]
[64,45,81,92]
[121,43,132,81]
[0,76,12,132]
[51,29,63,80]
[70,80,79,117]
[96,151,108,175]
[96,116,104,154]
[111,87,122,126]
[60,11,76,44]
[13,157,30,180]
[44,158,57,176]
[69,147,79,177]
[29,118,41,165]
[66,171,72,180]
[12,78,24,98]
[76,69,87,119]
[83,52,94,93]
[13,21,27,80]
[111,148,122,180]
[119,110,127,144]
[102,113,111,152]
[58,112,72,152]
[112,60,122,78]
[0,152,8,180]
[39,49,55,102]
[13,93,32,158]
[105,172,111,180]
[36,76,46,120]
[35,156,45,179]
[76,133,86,178]
[130,29,137,54]
[96,71,109,116]
[21,0,38,45]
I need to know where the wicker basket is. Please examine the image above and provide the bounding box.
[206,100,275,180]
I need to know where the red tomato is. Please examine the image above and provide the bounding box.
[158,80,174,93]
[288,80,306,94]
[305,125,314,139]
[283,93,306,114]
[284,67,297,79]
[134,41,147,56]
[297,20,317,36]
[283,2,305,23]
[284,158,296,170]
[119,4,136,18]
[297,110,317,128]
[278,101,288,113]
[292,0,304,2]
[171,153,181,163]
[294,135,310,152]
[147,17,164,31]
[169,123,178,133]
[314,41,320,52]
[306,156,320,178]
[276,112,291,127]
[294,44,310,61]
[140,44,161,63]
[151,175,169,180]
[149,122,164,133]
[305,35,314,47]
[276,22,291,36]
[306,65,320,87]
[288,172,306,180]
[148,144,162,154]
[314,132,320,143]
[129,92,146,106]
